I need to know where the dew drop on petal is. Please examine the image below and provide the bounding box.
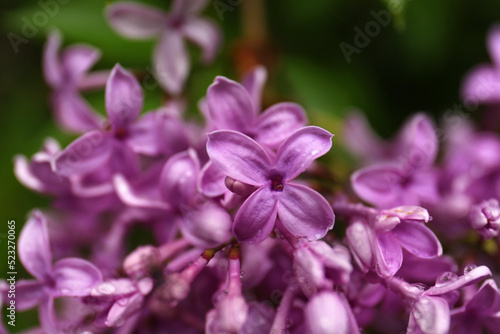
[60,288,71,295]
[435,271,458,287]
[97,282,116,295]
[464,264,477,274]
[240,270,245,279]
[314,233,322,239]
[117,297,130,306]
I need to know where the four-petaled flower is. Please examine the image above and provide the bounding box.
[207,126,335,243]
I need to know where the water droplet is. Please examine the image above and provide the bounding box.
[97,282,116,295]
[464,264,477,274]
[240,270,245,278]
[257,229,263,236]
[436,271,458,286]
[311,149,319,156]
[314,233,322,239]
[60,288,71,295]
[117,297,130,306]
[410,283,428,291]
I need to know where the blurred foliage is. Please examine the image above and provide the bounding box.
[1,0,500,330]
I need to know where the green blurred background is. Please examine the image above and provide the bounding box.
[1,0,499,330]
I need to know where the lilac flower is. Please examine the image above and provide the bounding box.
[304,291,360,334]
[207,126,334,243]
[344,205,442,278]
[43,31,106,133]
[106,0,221,95]
[16,211,102,332]
[113,149,233,248]
[351,113,439,208]
[206,247,248,333]
[293,240,353,297]
[14,138,70,195]
[470,198,500,239]
[462,25,500,105]
[199,70,307,198]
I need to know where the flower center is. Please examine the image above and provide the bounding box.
[270,175,284,192]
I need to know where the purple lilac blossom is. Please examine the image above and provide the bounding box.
[207,126,334,243]
[106,0,221,95]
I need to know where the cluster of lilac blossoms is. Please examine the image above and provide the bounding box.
[4,0,500,332]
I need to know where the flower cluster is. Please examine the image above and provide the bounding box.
[4,1,500,333]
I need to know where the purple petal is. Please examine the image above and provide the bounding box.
[342,111,387,161]
[52,130,112,176]
[461,65,500,104]
[392,222,442,258]
[293,247,325,296]
[39,297,58,334]
[198,161,227,197]
[14,154,70,195]
[277,183,334,240]
[42,31,62,88]
[395,113,437,168]
[425,265,492,296]
[488,25,500,66]
[113,174,170,210]
[345,220,375,273]
[159,149,200,206]
[206,77,256,132]
[154,31,189,96]
[275,126,333,181]
[106,293,145,327]
[351,163,403,208]
[207,130,270,186]
[467,279,500,313]
[18,211,52,280]
[374,233,403,278]
[305,291,360,334]
[408,296,450,334]
[241,66,267,112]
[182,18,221,63]
[61,45,101,83]
[52,91,102,133]
[254,102,308,149]
[233,187,278,243]
[171,0,209,17]
[105,64,143,129]
[52,258,102,297]
[106,3,166,39]
[15,280,45,311]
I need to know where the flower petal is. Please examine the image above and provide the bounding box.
[241,66,267,112]
[61,45,101,83]
[106,293,144,327]
[15,280,45,311]
[207,130,270,186]
[42,31,63,88]
[52,130,112,176]
[345,220,376,273]
[425,265,492,296]
[159,149,200,206]
[277,183,334,240]
[182,17,221,63]
[52,258,103,297]
[488,25,500,66]
[105,64,143,129]
[113,174,170,210]
[18,211,52,280]
[395,113,437,169]
[206,76,256,132]
[467,279,500,313]
[52,91,102,133]
[254,102,308,149]
[392,222,442,258]
[171,0,209,17]
[351,163,403,208]
[198,161,227,197]
[461,65,500,104]
[154,31,189,96]
[106,2,166,39]
[374,233,403,278]
[408,296,450,334]
[233,187,278,243]
[14,154,70,195]
[275,126,333,181]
